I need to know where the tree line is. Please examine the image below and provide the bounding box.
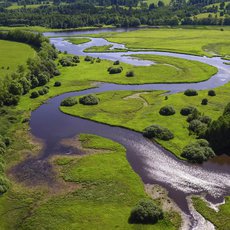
[0,30,59,107]
[0,1,230,28]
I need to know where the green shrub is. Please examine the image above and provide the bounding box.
[181,140,215,163]
[201,98,208,105]
[159,106,175,116]
[30,91,39,98]
[79,94,99,105]
[180,106,197,116]
[54,81,61,87]
[199,115,212,125]
[108,66,123,74]
[143,124,174,140]
[126,71,134,77]
[223,102,230,116]
[61,97,78,106]
[184,89,198,96]
[0,176,9,194]
[84,56,93,62]
[188,119,207,137]
[129,199,163,224]
[208,90,216,96]
[187,109,201,122]
[113,60,120,65]
[38,89,45,95]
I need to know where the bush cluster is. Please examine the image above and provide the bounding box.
[61,97,78,106]
[126,71,134,77]
[59,55,80,67]
[180,106,197,116]
[30,86,49,98]
[143,124,174,140]
[181,139,215,163]
[159,105,175,116]
[129,199,163,224]
[107,66,123,74]
[184,89,198,96]
[79,94,99,105]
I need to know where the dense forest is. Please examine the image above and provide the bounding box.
[0,0,230,28]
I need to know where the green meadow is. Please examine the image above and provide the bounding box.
[65,37,91,45]
[93,28,230,58]
[0,40,35,77]
[0,134,180,229]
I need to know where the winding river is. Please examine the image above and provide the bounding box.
[24,28,230,229]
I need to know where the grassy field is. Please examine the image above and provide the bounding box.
[192,196,230,230]
[65,37,91,45]
[0,134,180,229]
[60,80,230,157]
[54,55,217,86]
[0,40,35,77]
[94,28,230,58]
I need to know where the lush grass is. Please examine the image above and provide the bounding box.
[192,196,230,230]
[0,40,35,77]
[65,37,91,45]
[60,81,230,157]
[84,45,113,52]
[55,55,217,86]
[0,134,180,229]
[95,28,230,57]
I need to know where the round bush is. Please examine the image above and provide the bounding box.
[109,67,123,74]
[61,97,78,106]
[79,94,99,105]
[113,60,120,65]
[30,91,39,98]
[180,106,197,116]
[54,81,62,87]
[159,106,175,116]
[208,90,216,96]
[84,56,93,62]
[38,89,45,95]
[184,89,198,96]
[201,98,208,105]
[129,199,163,224]
[126,71,134,77]
[181,140,215,163]
[143,124,174,140]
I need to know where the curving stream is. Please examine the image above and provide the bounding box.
[22,28,230,229]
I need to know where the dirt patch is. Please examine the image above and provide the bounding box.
[124,92,149,107]
[145,184,190,230]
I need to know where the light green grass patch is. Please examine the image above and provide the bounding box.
[0,40,35,77]
[65,37,91,45]
[97,28,230,57]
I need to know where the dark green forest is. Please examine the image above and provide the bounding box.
[0,0,230,28]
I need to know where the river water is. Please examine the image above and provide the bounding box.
[27,28,230,229]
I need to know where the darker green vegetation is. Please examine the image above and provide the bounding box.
[129,199,163,224]
[59,55,80,67]
[208,90,216,96]
[79,94,99,105]
[159,105,175,116]
[184,89,198,96]
[181,139,215,163]
[61,97,78,106]
[108,66,123,74]
[143,124,174,140]
[0,30,59,106]
[126,71,134,77]
[201,98,208,105]
[1,0,230,29]
[54,81,61,87]
[205,102,230,154]
[180,106,197,116]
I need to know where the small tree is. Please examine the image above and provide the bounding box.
[54,81,61,87]
[79,94,99,105]
[30,91,39,98]
[201,98,208,105]
[184,89,198,96]
[61,97,78,106]
[159,106,175,116]
[208,90,216,96]
[126,71,134,77]
[129,199,163,224]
